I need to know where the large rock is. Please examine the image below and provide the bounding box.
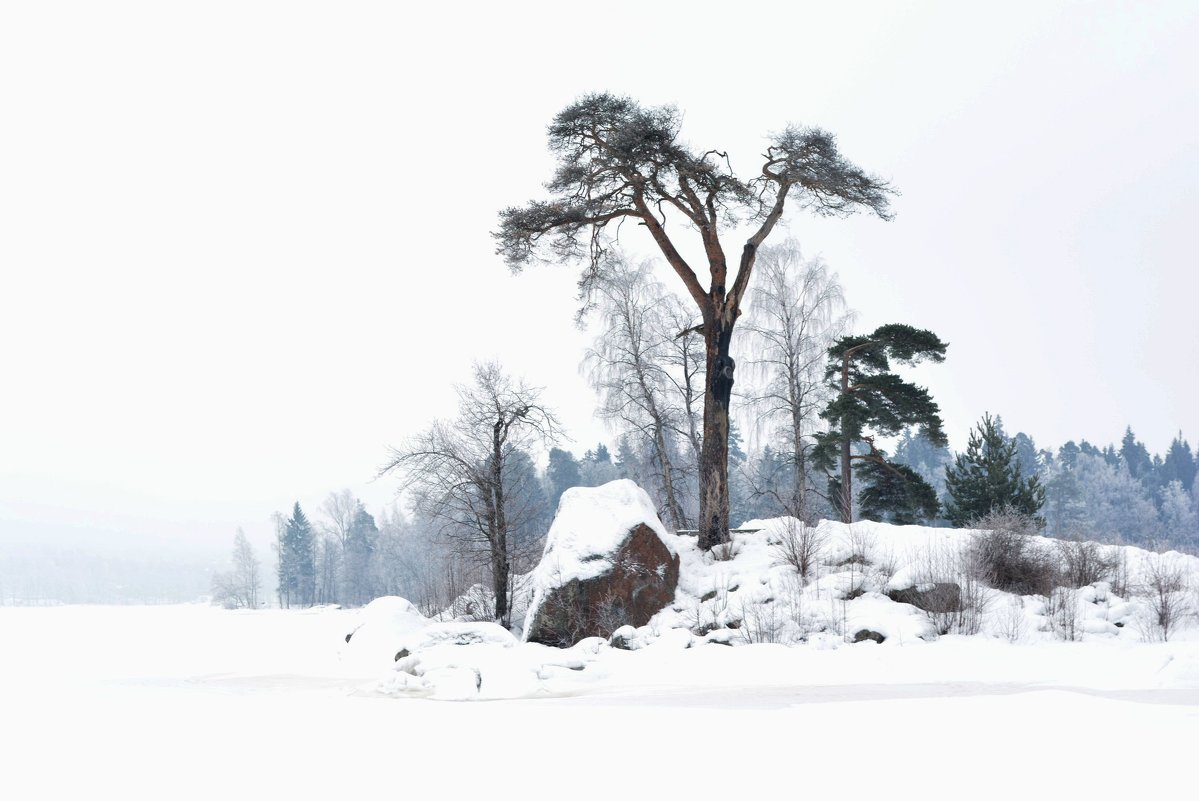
[888,582,962,614]
[523,480,679,647]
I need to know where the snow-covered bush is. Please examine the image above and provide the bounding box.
[969,510,1060,596]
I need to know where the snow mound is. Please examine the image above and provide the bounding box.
[339,596,429,672]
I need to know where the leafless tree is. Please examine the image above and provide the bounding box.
[379,362,562,626]
[584,254,693,529]
[740,240,853,523]
[212,528,260,609]
[232,527,260,608]
[497,94,894,549]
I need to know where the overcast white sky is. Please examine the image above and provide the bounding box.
[2,1,1197,554]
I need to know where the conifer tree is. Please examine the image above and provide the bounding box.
[814,323,947,523]
[545,448,583,511]
[858,460,940,525]
[944,413,1045,526]
[280,502,316,607]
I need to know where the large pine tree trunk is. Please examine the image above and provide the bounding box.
[698,313,735,550]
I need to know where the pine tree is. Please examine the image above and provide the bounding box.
[944,413,1046,526]
[814,323,947,522]
[858,460,940,525]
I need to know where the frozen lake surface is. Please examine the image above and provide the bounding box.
[2,604,1196,800]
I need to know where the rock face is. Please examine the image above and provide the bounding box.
[523,481,679,647]
[887,582,962,614]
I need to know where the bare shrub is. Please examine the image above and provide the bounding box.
[594,592,628,639]
[911,542,990,636]
[779,574,814,641]
[1057,537,1117,588]
[1045,586,1082,641]
[710,538,740,563]
[1109,548,1131,598]
[1136,556,1190,642]
[969,509,1059,596]
[772,519,828,582]
[690,572,732,636]
[739,595,785,644]
[996,596,1026,643]
[846,526,877,566]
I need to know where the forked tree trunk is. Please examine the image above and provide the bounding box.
[698,311,736,550]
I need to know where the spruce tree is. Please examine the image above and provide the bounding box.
[944,413,1045,526]
[1162,433,1195,495]
[283,502,316,607]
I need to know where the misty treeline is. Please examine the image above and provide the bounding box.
[890,422,1199,550]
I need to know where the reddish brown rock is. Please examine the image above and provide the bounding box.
[525,523,679,647]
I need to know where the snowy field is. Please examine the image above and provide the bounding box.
[2,602,1197,800]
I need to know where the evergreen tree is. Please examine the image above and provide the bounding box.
[579,443,619,486]
[944,413,1045,526]
[1011,432,1041,487]
[892,428,953,501]
[858,460,940,525]
[815,323,947,523]
[281,502,316,607]
[1162,434,1196,495]
[342,503,377,606]
[1120,427,1153,481]
[545,447,582,511]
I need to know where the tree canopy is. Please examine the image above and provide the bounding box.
[496,92,895,549]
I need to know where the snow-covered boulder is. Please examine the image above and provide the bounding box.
[340,596,430,671]
[523,480,680,647]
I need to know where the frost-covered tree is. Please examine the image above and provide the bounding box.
[579,443,620,487]
[1159,480,1197,548]
[584,256,694,528]
[341,503,377,606]
[1070,453,1160,545]
[944,413,1045,527]
[211,528,260,609]
[497,93,895,549]
[740,240,852,524]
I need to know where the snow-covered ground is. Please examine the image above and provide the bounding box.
[2,595,1197,799]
